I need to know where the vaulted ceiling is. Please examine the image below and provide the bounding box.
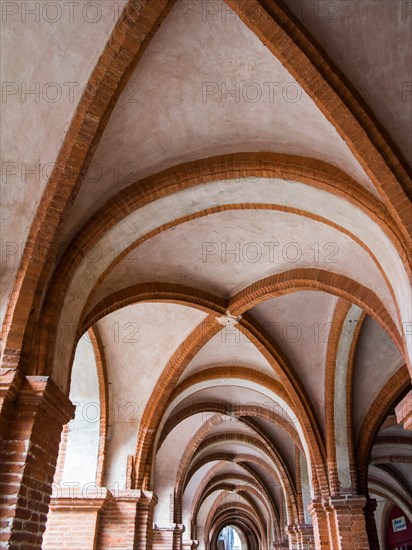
[2,0,411,547]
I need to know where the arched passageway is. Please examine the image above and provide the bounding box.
[1,1,411,549]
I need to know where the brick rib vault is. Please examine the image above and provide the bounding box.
[1,1,411,549]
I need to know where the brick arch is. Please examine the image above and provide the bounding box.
[195,475,282,543]
[71,200,404,337]
[223,0,411,236]
[1,0,177,372]
[210,517,261,550]
[189,432,295,496]
[206,500,265,550]
[211,520,260,550]
[168,367,290,406]
[356,365,410,493]
[229,269,404,354]
[28,155,407,393]
[173,420,298,524]
[88,326,109,486]
[185,453,283,493]
[36,183,406,384]
[187,454,289,542]
[75,270,402,499]
[235,315,328,498]
[133,302,329,497]
[345,310,368,491]
[3,0,410,384]
[323,299,352,493]
[323,300,367,494]
[210,514,261,550]
[139,359,320,499]
[368,479,412,520]
[81,283,226,337]
[42,153,409,322]
[371,456,412,465]
[156,402,301,451]
[191,472,279,537]
[212,490,270,549]
[201,483,273,528]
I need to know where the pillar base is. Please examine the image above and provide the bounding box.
[153,524,184,550]
[0,375,74,550]
[330,496,370,550]
[43,488,108,549]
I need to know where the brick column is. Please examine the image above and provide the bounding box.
[297,524,315,549]
[0,369,24,441]
[135,492,157,550]
[364,498,379,550]
[330,496,369,550]
[97,489,141,549]
[43,488,108,549]
[0,375,74,550]
[308,500,330,549]
[173,523,185,550]
[153,527,175,549]
[287,525,299,549]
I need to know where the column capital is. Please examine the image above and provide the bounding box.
[329,495,367,511]
[49,488,108,512]
[395,390,412,430]
[182,541,198,549]
[17,375,75,425]
[0,368,25,400]
[308,498,324,514]
[364,497,377,513]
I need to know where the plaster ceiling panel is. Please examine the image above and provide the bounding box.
[254,418,298,480]
[53,179,410,390]
[379,424,410,438]
[97,302,206,488]
[369,465,411,502]
[250,291,338,432]
[386,463,412,493]
[352,316,404,440]
[282,0,411,165]
[1,0,126,326]
[179,328,276,382]
[64,0,378,238]
[87,209,396,325]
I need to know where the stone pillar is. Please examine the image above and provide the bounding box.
[0,375,74,550]
[330,496,370,550]
[395,390,412,430]
[308,500,330,549]
[43,488,108,549]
